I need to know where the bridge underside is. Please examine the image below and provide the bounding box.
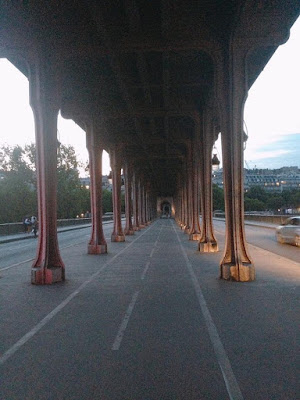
[0,1,299,283]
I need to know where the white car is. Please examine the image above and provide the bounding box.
[276,216,300,247]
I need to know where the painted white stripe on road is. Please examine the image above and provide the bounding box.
[112,290,140,351]
[141,261,150,280]
[0,222,156,366]
[0,258,34,271]
[172,221,244,400]
[150,248,155,258]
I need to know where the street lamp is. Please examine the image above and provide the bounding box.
[212,147,220,171]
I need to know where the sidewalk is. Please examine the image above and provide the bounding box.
[1,218,277,245]
[0,223,92,244]
[0,219,299,399]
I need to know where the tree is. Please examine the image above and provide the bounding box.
[212,184,224,211]
[244,198,265,212]
[246,186,268,203]
[0,143,91,223]
[102,189,113,214]
[0,144,36,223]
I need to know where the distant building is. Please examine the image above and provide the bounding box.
[212,167,300,192]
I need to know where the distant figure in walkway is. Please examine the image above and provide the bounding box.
[31,215,38,238]
[24,217,32,233]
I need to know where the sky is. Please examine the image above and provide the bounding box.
[0,17,299,174]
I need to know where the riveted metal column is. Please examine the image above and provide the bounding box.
[132,169,140,231]
[124,159,134,235]
[189,138,201,241]
[144,183,150,225]
[29,60,65,284]
[184,145,192,234]
[198,111,218,253]
[87,123,107,254]
[110,147,125,242]
[216,47,254,281]
[181,170,188,230]
[138,175,145,228]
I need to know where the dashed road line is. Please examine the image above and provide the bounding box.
[0,222,156,366]
[111,290,140,351]
[172,220,244,400]
[141,261,150,280]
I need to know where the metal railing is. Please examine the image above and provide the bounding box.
[0,216,115,236]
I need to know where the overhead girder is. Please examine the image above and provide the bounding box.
[1,0,299,283]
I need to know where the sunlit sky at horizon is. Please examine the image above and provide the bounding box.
[0,17,299,175]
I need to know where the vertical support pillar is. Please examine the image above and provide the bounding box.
[132,170,140,231]
[189,138,201,241]
[138,176,145,228]
[29,60,65,284]
[87,123,107,254]
[216,47,254,281]
[197,111,218,253]
[110,147,125,242]
[184,145,191,234]
[181,172,188,229]
[124,160,134,235]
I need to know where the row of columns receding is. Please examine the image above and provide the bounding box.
[23,52,255,285]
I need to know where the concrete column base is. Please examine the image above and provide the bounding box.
[133,226,140,231]
[88,244,107,254]
[189,233,201,241]
[184,226,190,234]
[139,224,146,229]
[220,262,255,282]
[111,234,125,242]
[124,229,135,235]
[198,241,219,253]
[31,266,65,285]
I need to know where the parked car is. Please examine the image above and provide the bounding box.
[276,216,300,247]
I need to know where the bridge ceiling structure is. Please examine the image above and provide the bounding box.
[1,0,298,196]
[1,1,299,284]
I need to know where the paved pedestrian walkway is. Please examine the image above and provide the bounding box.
[0,219,299,399]
[0,218,277,245]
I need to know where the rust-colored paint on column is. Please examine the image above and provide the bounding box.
[217,48,254,281]
[87,125,107,254]
[138,177,145,228]
[197,112,218,253]
[124,160,134,235]
[29,62,65,284]
[110,147,125,242]
[189,139,201,241]
[132,171,140,231]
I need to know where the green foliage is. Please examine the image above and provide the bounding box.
[244,197,265,212]
[212,184,224,211]
[102,189,113,214]
[0,143,92,223]
[245,186,268,203]
[0,144,37,223]
[211,184,300,213]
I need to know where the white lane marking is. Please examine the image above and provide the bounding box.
[172,221,244,400]
[150,248,155,258]
[3,242,32,251]
[0,236,111,272]
[0,222,156,366]
[141,261,150,280]
[0,258,35,271]
[112,290,140,351]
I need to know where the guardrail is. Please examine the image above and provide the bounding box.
[0,216,114,236]
[214,213,295,225]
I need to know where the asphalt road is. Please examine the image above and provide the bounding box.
[0,223,110,272]
[0,219,299,399]
[212,219,300,264]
